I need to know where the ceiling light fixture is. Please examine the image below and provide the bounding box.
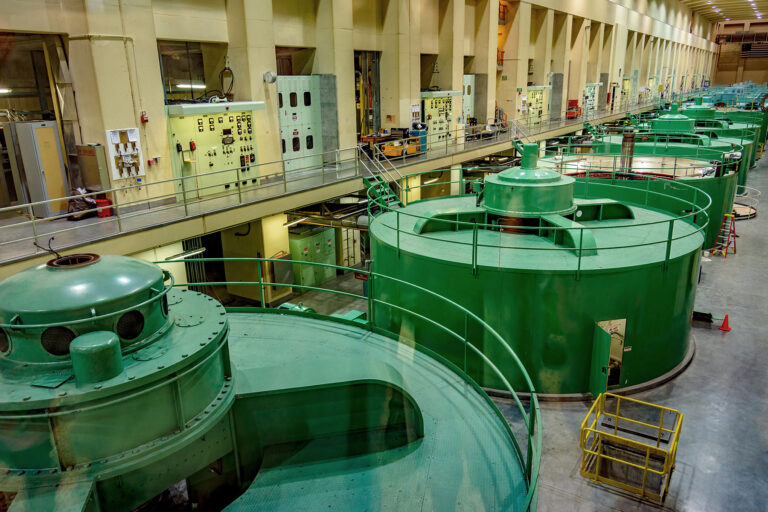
[0,88,11,94]
[176,83,206,89]
[283,217,309,228]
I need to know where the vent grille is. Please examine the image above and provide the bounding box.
[117,310,145,341]
[41,327,76,356]
[0,330,9,354]
[46,253,100,268]
[740,42,768,58]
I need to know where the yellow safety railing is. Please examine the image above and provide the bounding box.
[579,393,683,503]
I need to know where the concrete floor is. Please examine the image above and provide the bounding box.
[249,162,767,511]
[511,159,767,511]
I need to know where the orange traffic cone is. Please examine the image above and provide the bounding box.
[719,315,731,332]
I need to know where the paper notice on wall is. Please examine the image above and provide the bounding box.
[411,104,420,121]
[127,128,139,142]
[109,131,121,144]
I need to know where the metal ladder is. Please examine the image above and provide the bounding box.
[711,213,737,258]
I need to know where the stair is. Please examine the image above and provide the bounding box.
[363,175,403,209]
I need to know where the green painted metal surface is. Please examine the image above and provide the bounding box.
[0,255,539,511]
[485,144,576,217]
[367,165,707,395]
[225,313,528,511]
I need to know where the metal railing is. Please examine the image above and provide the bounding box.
[0,147,361,263]
[366,170,711,278]
[545,133,747,162]
[580,393,683,503]
[156,257,542,511]
[539,139,742,179]
[0,95,701,265]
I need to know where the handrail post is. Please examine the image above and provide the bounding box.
[236,166,243,203]
[257,259,266,306]
[526,404,536,483]
[664,219,674,269]
[179,176,190,217]
[463,313,469,374]
[396,210,401,257]
[28,205,39,247]
[576,227,583,280]
[114,191,124,232]
[472,221,478,275]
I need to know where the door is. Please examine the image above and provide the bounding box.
[589,322,611,398]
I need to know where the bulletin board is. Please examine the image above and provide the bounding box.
[106,128,144,180]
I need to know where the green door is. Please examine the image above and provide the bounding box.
[589,323,611,398]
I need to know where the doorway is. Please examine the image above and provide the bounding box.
[589,318,627,396]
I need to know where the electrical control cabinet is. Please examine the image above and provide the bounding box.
[621,78,632,109]
[167,102,263,200]
[526,86,549,124]
[584,83,601,115]
[421,90,461,142]
[462,75,476,121]
[277,76,324,172]
[336,227,362,269]
[15,121,69,218]
[289,227,337,289]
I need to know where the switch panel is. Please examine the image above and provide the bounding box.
[167,106,257,200]
[420,90,461,143]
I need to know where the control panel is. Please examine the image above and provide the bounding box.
[525,87,547,123]
[421,90,461,142]
[584,83,601,115]
[167,102,263,200]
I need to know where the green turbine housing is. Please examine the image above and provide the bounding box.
[368,150,707,396]
[0,254,537,511]
[484,143,577,217]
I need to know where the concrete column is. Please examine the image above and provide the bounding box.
[67,0,172,203]
[587,21,603,83]
[472,0,499,123]
[569,17,589,109]
[380,0,414,128]
[316,0,356,149]
[498,1,531,120]
[227,0,282,164]
[436,0,465,130]
[551,12,572,119]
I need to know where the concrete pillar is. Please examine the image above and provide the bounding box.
[436,0,465,130]
[498,1,531,120]
[316,0,357,149]
[471,0,499,123]
[67,0,172,203]
[226,0,282,164]
[551,12,572,119]
[569,17,589,109]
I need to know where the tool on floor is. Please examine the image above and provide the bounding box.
[720,314,731,332]
[711,214,736,258]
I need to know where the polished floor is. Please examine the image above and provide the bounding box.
[519,160,767,511]
[285,161,768,511]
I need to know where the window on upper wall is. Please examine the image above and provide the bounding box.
[157,40,229,104]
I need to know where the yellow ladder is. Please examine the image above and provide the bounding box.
[711,214,736,258]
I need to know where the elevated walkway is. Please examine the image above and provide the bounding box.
[0,101,667,279]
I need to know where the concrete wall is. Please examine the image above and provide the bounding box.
[0,0,718,198]
[712,20,768,85]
